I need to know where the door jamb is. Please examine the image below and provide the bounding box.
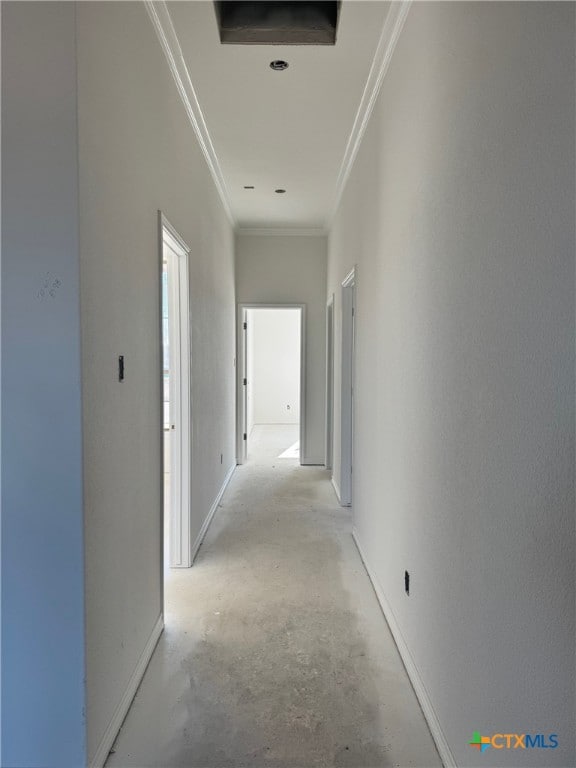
[159,212,192,570]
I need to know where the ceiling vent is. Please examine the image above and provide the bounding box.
[214,1,341,45]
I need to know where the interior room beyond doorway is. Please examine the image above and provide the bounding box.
[245,308,302,461]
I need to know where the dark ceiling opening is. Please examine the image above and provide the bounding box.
[214,1,341,45]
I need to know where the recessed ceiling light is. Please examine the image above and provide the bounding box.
[270,60,289,71]
[275,189,286,194]
[243,185,255,189]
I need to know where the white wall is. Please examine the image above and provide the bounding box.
[328,3,575,767]
[236,235,327,463]
[249,309,300,426]
[76,3,236,763]
[1,4,86,765]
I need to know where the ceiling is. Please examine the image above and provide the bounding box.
[166,1,390,231]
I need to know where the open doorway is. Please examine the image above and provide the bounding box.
[160,214,192,569]
[237,305,305,464]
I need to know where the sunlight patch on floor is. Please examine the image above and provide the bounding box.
[278,440,299,459]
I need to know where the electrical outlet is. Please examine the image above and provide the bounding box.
[404,571,410,596]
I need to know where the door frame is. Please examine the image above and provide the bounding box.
[340,268,356,506]
[159,212,192,569]
[325,294,334,471]
[236,303,306,465]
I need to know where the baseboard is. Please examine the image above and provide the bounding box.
[191,463,236,564]
[352,528,457,768]
[89,614,164,768]
[301,457,325,466]
[331,476,341,503]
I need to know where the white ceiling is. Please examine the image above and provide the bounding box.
[166,1,390,230]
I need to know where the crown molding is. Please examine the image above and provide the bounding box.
[236,227,327,238]
[144,1,235,227]
[328,0,412,227]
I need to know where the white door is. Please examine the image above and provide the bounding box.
[340,271,356,506]
[325,295,334,470]
[237,307,248,464]
[162,221,192,567]
[242,308,249,463]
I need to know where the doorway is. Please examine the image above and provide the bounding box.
[160,214,192,569]
[237,304,305,464]
[340,269,355,506]
[325,294,334,471]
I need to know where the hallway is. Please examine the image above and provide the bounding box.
[106,426,441,768]
[2,3,574,765]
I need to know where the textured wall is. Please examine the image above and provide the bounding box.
[328,3,575,766]
[236,235,327,463]
[76,3,236,762]
[1,4,86,765]
[250,309,301,426]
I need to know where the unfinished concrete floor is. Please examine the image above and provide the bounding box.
[106,425,441,768]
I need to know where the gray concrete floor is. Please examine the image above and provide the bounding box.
[106,425,441,768]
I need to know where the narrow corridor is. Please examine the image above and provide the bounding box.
[107,426,441,768]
